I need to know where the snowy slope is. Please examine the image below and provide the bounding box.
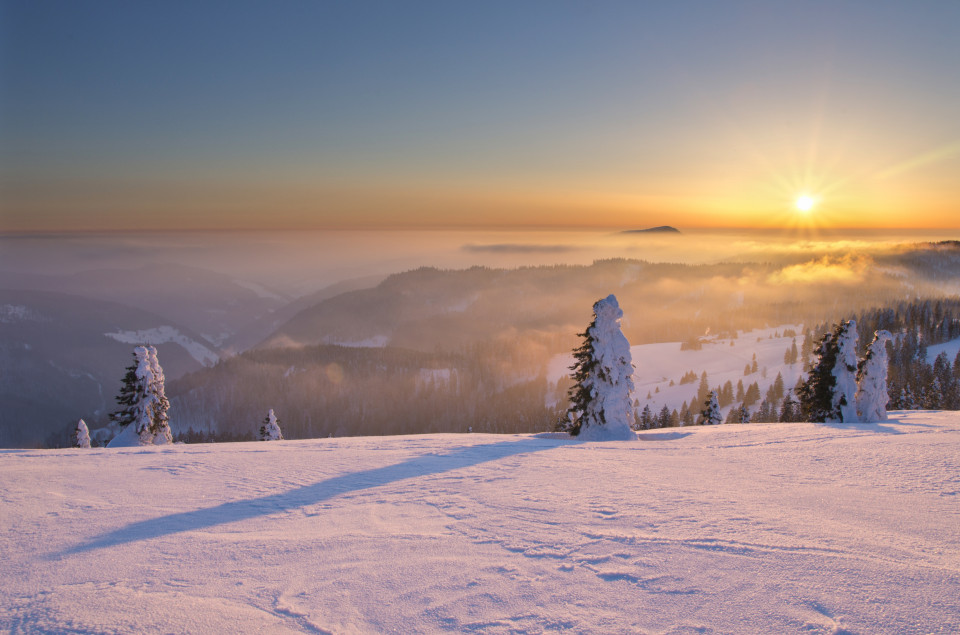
[549,325,806,416]
[2,412,958,633]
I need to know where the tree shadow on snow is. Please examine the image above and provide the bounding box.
[54,438,561,557]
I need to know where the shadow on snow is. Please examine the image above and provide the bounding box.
[54,438,565,557]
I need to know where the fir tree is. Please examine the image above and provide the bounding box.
[700,391,722,425]
[74,419,91,449]
[855,330,893,421]
[798,320,859,423]
[110,346,172,445]
[566,295,636,440]
[259,409,284,441]
[657,405,671,429]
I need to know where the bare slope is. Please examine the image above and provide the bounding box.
[2,412,958,633]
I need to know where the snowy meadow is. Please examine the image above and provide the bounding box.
[2,411,958,634]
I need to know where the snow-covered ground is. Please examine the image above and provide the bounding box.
[2,412,958,633]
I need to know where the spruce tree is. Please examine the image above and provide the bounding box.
[110,346,172,445]
[259,409,284,441]
[798,320,859,423]
[855,330,893,421]
[700,391,722,425]
[566,295,636,440]
[74,419,91,449]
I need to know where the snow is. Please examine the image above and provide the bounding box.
[2,412,958,633]
[857,330,894,422]
[927,336,960,364]
[331,335,390,348]
[833,320,860,423]
[549,324,806,418]
[0,304,49,323]
[104,326,220,367]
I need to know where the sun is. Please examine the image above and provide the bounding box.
[794,194,818,213]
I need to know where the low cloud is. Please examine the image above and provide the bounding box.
[461,243,580,254]
[767,254,873,285]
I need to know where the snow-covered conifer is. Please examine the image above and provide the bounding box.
[855,330,893,422]
[799,320,860,423]
[259,409,284,441]
[109,346,172,446]
[833,320,860,422]
[700,391,722,425]
[566,294,636,440]
[74,419,91,448]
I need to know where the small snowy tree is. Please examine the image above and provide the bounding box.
[700,391,722,425]
[109,346,172,446]
[259,409,284,441]
[74,419,91,448]
[566,294,636,440]
[856,330,893,421]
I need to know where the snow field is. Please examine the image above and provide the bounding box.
[2,412,959,633]
[550,325,806,418]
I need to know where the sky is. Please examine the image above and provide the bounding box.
[2,1,959,232]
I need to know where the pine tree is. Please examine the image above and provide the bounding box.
[855,330,893,421]
[639,404,653,430]
[751,354,758,374]
[566,295,636,440]
[74,419,91,449]
[259,409,284,441]
[110,346,172,445]
[798,320,859,423]
[779,396,799,422]
[834,320,860,422]
[657,405,671,429]
[737,403,751,423]
[700,391,722,425]
[743,381,761,407]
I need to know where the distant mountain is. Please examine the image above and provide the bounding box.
[622,226,681,234]
[0,263,291,348]
[0,290,222,447]
[223,274,385,354]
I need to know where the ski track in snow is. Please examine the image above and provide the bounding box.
[1,412,959,633]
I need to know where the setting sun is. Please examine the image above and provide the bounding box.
[795,194,818,213]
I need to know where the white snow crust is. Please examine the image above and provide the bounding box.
[104,326,219,366]
[3,412,958,633]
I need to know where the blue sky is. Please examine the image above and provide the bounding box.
[2,1,959,230]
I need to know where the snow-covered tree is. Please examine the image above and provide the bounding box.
[700,390,722,425]
[109,346,172,446]
[856,330,893,421]
[798,320,860,423]
[259,409,284,441]
[74,419,91,448]
[834,319,860,422]
[566,294,636,440]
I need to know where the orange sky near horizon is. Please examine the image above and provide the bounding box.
[3,3,959,233]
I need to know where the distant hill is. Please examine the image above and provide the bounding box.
[0,290,222,447]
[622,226,681,234]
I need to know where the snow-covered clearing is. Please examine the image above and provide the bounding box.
[104,326,220,367]
[2,411,958,633]
[550,325,805,416]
